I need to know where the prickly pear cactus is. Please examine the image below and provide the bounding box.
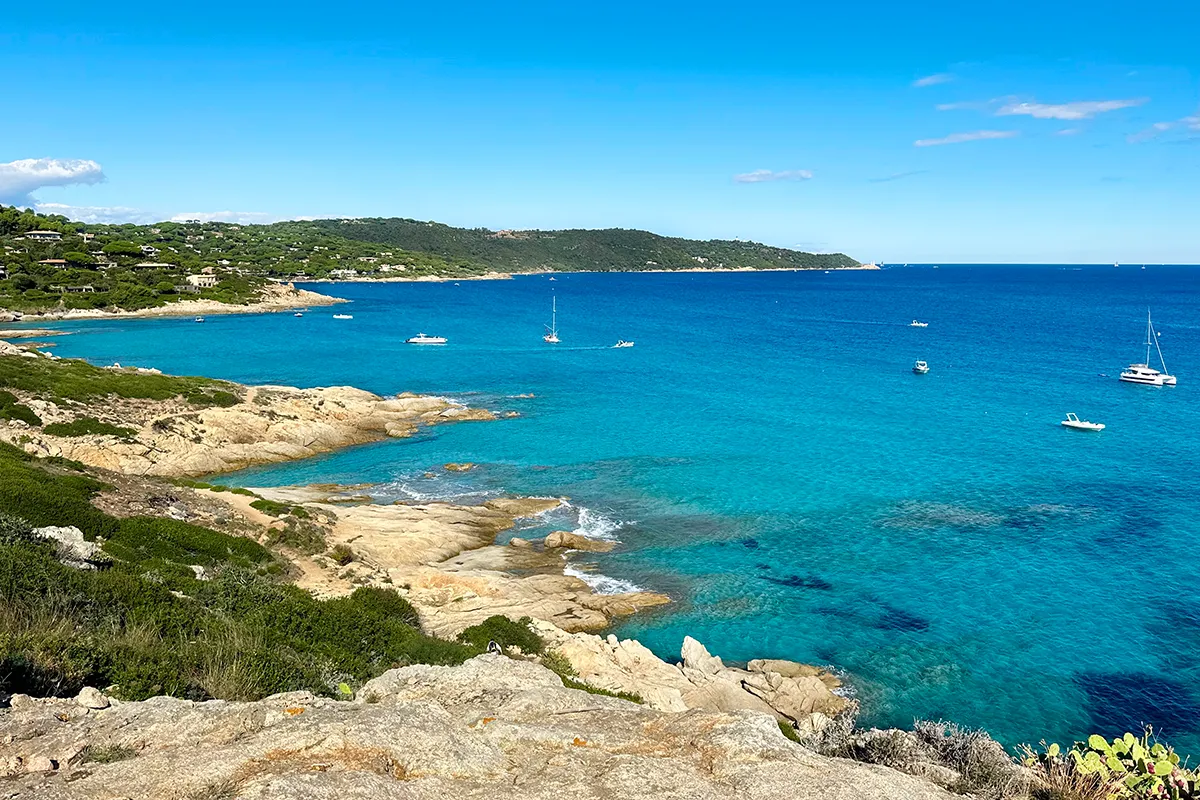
[1027,728,1197,800]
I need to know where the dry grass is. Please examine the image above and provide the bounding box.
[1018,745,1125,800]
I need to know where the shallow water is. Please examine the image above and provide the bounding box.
[26,266,1200,752]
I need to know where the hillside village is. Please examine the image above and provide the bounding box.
[0,205,860,314]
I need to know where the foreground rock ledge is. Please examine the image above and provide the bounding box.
[0,656,953,800]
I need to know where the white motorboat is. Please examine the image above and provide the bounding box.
[1119,311,1176,386]
[194,316,205,323]
[912,360,929,374]
[333,314,353,320]
[1062,413,1104,431]
[294,312,303,317]
[406,333,447,345]
[543,296,560,343]
[910,320,929,328]
[613,340,635,348]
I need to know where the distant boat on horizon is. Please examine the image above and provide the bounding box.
[910,320,929,328]
[912,360,929,374]
[613,340,635,348]
[1120,310,1175,386]
[333,314,353,320]
[543,296,560,343]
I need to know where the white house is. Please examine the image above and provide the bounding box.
[186,274,219,289]
[26,230,63,242]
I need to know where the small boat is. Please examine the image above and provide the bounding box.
[1062,413,1104,432]
[549,277,557,281]
[613,340,635,348]
[333,314,353,320]
[543,296,560,343]
[1119,310,1176,386]
[406,333,447,345]
[910,320,929,328]
[194,316,205,323]
[912,360,929,374]
[294,312,303,317]
[824,270,831,274]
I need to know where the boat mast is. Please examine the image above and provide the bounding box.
[551,295,557,336]
[1150,311,1169,373]
[1145,310,1152,366]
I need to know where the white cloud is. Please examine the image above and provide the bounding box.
[996,98,1147,120]
[733,169,813,184]
[34,203,162,225]
[168,211,284,224]
[1056,128,1083,136]
[913,73,954,88]
[868,170,929,183]
[914,130,1019,147]
[0,158,105,205]
[1128,110,1200,143]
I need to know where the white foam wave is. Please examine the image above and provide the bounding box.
[563,565,645,595]
[564,502,629,542]
[374,478,498,505]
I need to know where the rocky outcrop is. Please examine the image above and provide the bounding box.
[0,656,955,800]
[225,488,672,636]
[5,385,494,477]
[32,526,109,569]
[535,627,848,730]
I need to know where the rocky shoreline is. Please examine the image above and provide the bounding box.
[0,342,1031,799]
[0,282,344,323]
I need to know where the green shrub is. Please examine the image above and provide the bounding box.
[562,677,644,704]
[329,543,354,565]
[0,355,238,404]
[778,719,804,743]
[104,517,272,571]
[0,445,116,538]
[265,516,326,554]
[183,389,240,408]
[44,417,136,438]
[81,744,137,764]
[250,498,294,517]
[0,390,41,426]
[0,512,39,547]
[458,615,544,655]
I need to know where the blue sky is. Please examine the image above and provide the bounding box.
[2,0,1197,262]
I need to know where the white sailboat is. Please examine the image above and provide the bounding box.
[1119,310,1176,386]
[543,296,560,343]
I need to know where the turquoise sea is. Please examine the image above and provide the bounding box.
[24,266,1200,753]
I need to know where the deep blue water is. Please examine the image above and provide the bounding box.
[20,266,1200,752]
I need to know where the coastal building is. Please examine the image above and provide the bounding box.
[329,269,359,278]
[26,230,62,242]
[37,259,68,267]
[186,273,219,289]
[140,245,160,256]
[134,262,174,269]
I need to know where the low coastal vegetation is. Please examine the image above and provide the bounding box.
[1,204,858,314]
[0,354,241,406]
[42,417,135,438]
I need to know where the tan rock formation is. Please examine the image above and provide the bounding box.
[0,656,956,800]
[544,530,617,552]
[4,384,494,477]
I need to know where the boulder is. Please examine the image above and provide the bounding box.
[680,636,725,674]
[543,530,616,552]
[444,462,476,472]
[74,687,109,710]
[33,526,107,569]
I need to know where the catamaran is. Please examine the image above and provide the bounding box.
[543,296,560,343]
[1120,311,1176,386]
[406,333,447,345]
